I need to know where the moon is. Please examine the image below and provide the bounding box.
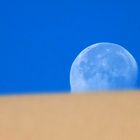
[70,42,138,92]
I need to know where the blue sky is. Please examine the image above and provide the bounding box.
[0,0,140,94]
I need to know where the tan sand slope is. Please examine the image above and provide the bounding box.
[0,91,140,140]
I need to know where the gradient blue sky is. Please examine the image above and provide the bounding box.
[0,0,140,94]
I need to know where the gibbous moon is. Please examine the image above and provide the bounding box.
[70,42,138,92]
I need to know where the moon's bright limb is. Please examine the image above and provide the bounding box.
[70,42,138,92]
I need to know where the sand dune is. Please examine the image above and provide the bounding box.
[0,91,140,140]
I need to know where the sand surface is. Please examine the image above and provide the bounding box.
[0,91,140,139]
